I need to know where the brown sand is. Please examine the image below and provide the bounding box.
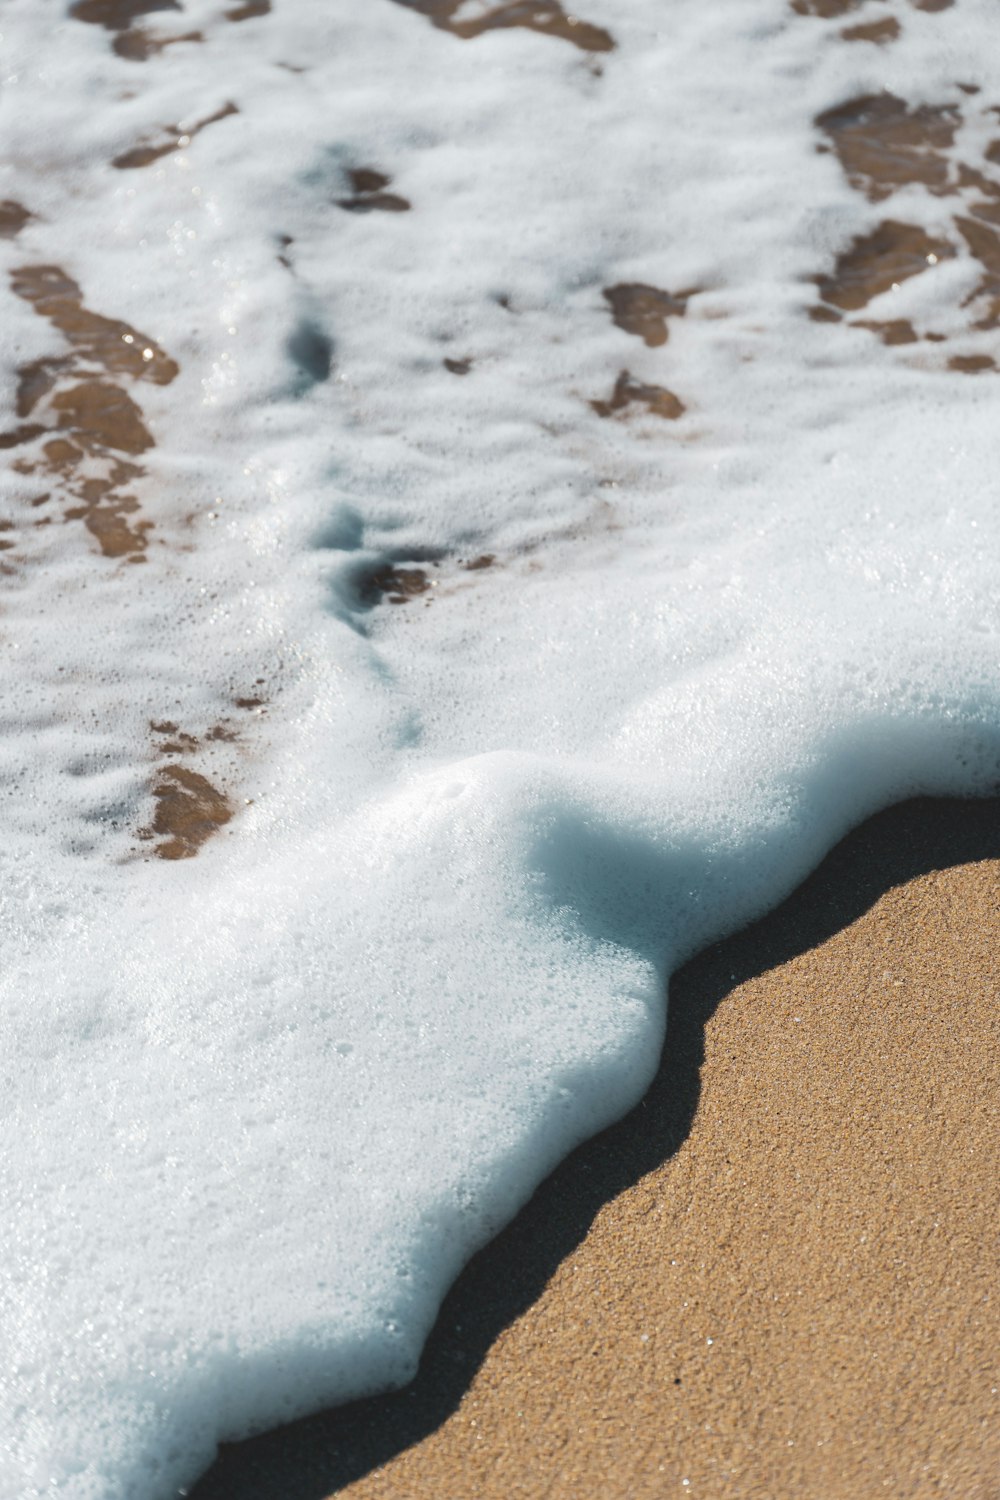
[194,797,999,1499]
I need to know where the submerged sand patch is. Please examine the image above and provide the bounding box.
[5,263,178,558]
[387,0,614,52]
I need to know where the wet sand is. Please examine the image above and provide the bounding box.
[195,795,1000,1499]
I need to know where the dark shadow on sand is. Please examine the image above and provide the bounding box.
[191,794,1000,1499]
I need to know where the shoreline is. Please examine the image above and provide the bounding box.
[194,794,1000,1499]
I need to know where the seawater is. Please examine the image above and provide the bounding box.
[1,0,998,1494]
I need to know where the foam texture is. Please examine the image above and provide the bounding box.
[1,0,999,1493]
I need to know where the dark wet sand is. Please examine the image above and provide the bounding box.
[194,795,1000,1499]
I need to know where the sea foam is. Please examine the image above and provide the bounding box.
[1,0,998,1494]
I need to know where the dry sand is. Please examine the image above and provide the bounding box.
[194,796,999,1500]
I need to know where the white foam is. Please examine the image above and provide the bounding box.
[1,0,998,1493]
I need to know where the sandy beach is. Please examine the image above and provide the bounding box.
[194,796,1000,1499]
[5,5,1000,1493]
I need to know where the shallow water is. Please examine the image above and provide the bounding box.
[1,1,999,1495]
